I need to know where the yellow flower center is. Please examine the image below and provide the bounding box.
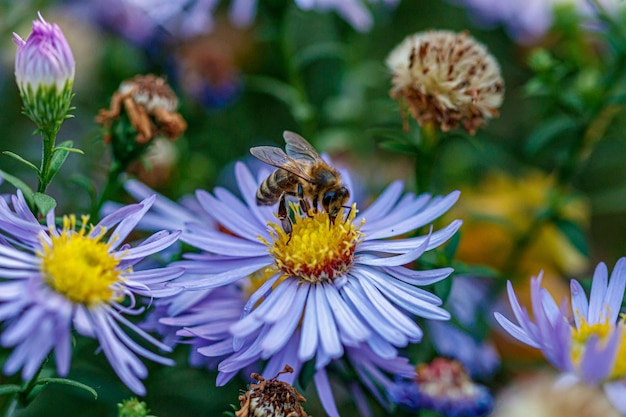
[260,203,363,283]
[39,215,122,306]
[571,315,626,380]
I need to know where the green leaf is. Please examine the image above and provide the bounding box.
[525,116,578,155]
[0,170,35,209]
[293,42,347,68]
[2,151,39,173]
[378,140,418,155]
[0,384,22,396]
[554,218,589,257]
[297,360,316,389]
[433,273,453,303]
[244,75,315,124]
[54,146,84,154]
[443,231,461,260]
[34,377,97,399]
[46,140,80,184]
[33,192,57,216]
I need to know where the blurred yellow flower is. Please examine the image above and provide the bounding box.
[450,170,589,278]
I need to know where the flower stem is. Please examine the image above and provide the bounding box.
[37,126,58,195]
[0,361,47,417]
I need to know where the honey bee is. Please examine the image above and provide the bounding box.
[250,131,350,234]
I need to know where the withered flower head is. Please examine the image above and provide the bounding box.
[235,365,309,417]
[96,74,187,145]
[386,30,504,135]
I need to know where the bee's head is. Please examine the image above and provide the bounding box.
[323,186,350,221]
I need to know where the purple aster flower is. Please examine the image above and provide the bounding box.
[0,191,183,395]
[315,344,416,417]
[388,357,493,417]
[13,12,75,129]
[450,0,625,44]
[495,258,626,414]
[429,276,500,378]
[163,157,460,408]
[77,0,397,43]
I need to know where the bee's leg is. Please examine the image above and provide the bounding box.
[278,193,293,237]
[297,183,312,217]
[344,205,352,222]
[312,194,319,215]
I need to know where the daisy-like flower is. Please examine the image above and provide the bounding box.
[117,158,459,416]
[386,30,504,134]
[494,258,626,414]
[0,191,183,395]
[171,159,461,383]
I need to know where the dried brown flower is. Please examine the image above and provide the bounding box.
[386,30,504,135]
[235,365,310,417]
[96,74,187,144]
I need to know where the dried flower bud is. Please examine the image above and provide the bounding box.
[386,30,504,135]
[97,74,187,145]
[13,12,75,131]
[96,75,187,167]
[236,365,309,417]
[388,358,493,417]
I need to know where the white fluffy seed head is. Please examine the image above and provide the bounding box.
[386,30,504,134]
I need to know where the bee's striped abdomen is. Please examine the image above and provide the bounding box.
[256,169,299,205]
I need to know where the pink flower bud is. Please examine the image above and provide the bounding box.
[13,12,75,94]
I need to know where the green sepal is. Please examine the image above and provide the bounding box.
[554,218,590,257]
[0,384,22,396]
[0,170,35,209]
[33,193,57,216]
[33,377,97,400]
[2,151,39,173]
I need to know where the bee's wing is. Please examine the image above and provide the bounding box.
[250,146,316,182]
[283,131,323,163]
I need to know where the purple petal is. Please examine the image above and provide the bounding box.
[314,368,341,417]
[570,279,589,329]
[588,262,608,324]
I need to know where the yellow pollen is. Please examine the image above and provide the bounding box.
[39,215,123,306]
[259,203,363,283]
[571,315,626,380]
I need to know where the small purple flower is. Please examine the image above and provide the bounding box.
[495,258,626,414]
[388,358,493,417]
[80,0,398,42]
[13,12,75,95]
[429,276,500,378]
[0,191,183,395]
[450,0,626,44]
[315,344,416,417]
